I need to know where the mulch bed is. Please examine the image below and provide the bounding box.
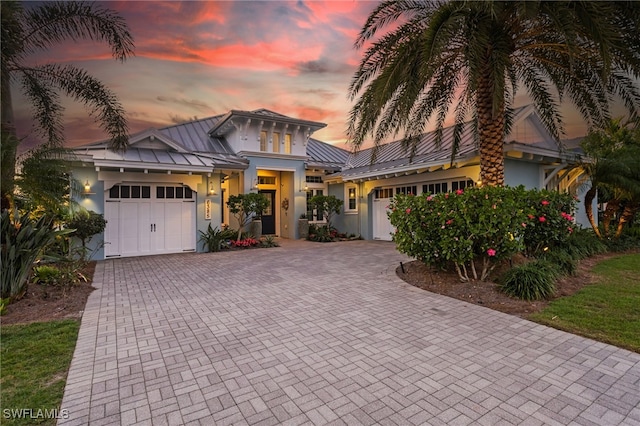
[1,262,96,325]
[396,253,620,318]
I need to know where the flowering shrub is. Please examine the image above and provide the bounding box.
[388,186,576,282]
[230,238,260,248]
[521,190,577,256]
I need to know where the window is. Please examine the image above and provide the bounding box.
[260,131,267,152]
[307,189,324,221]
[396,186,417,195]
[374,188,394,199]
[285,133,292,154]
[306,176,323,183]
[451,179,475,191]
[155,186,193,199]
[422,182,448,195]
[273,132,280,153]
[344,186,358,213]
[258,176,276,185]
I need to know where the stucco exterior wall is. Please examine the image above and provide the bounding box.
[504,159,542,189]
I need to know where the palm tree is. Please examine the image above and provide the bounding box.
[580,118,640,238]
[348,1,640,187]
[1,0,134,210]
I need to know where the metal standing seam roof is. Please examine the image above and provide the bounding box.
[306,138,350,169]
[71,146,246,170]
[342,123,478,177]
[337,104,578,180]
[158,115,237,155]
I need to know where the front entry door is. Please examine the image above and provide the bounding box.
[260,190,276,235]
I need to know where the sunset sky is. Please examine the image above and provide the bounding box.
[13,0,615,151]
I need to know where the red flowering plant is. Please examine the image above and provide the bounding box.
[522,190,577,256]
[389,186,529,281]
[230,238,260,248]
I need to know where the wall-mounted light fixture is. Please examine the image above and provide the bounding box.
[298,175,309,193]
[252,178,259,191]
[208,176,217,196]
[82,179,95,197]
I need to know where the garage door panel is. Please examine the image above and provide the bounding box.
[182,201,196,251]
[122,202,143,256]
[104,201,120,257]
[162,202,183,252]
[373,198,394,241]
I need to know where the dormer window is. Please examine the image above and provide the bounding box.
[260,131,267,152]
[285,133,292,154]
[273,132,280,153]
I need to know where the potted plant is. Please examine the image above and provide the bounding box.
[298,213,309,239]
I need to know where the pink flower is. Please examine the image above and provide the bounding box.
[521,222,527,227]
[568,227,573,233]
[487,248,497,257]
[426,195,433,201]
[456,189,463,195]
[541,200,550,206]
[445,193,449,198]
[405,208,411,214]
[539,216,546,223]
[446,219,453,225]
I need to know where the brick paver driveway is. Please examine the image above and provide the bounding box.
[60,240,640,425]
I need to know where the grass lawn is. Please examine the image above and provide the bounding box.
[0,320,79,425]
[530,253,640,353]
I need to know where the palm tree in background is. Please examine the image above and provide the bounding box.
[348,1,640,186]
[1,0,135,210]
[580,118,640,238]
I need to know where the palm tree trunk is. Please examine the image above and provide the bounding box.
[1,68,18,211]
[476,72,505,187]
[602,198,621,237]
[615,202,639,238]
[584,186,601,238]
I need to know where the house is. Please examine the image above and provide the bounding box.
[325,105,591,241]
[70,105,591,258]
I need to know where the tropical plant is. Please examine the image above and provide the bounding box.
[521,190,577,256]
[199,224,236,252]
[260,235,280,248]
[307,223,337,243]
[1,210,70,299]
[540,250,578,277]
[32,265,63,286]
[1,0,134,210]
[389,186,577,282]
[14,144,73,218]
[580,118,640,238]
[500,260,559,301]
[307,195,343,229]
[226,193,270,241]
[66,209,107,260]
[348,1,640,187]
[390,186,530,281]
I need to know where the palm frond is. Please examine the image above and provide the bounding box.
[21,1,134,61]
[24,64,128,151]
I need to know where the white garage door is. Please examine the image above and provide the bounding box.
[104,184,196,258]
[373,188,395,241]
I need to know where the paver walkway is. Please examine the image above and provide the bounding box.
[60,240,640,425]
